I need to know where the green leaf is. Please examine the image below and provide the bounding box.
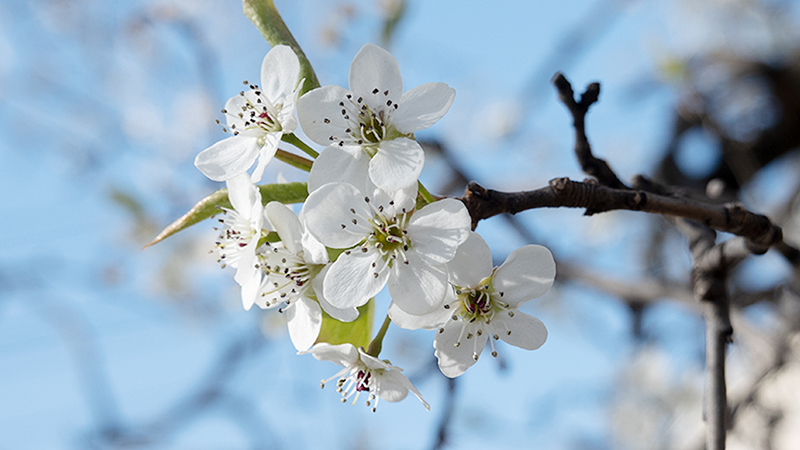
[144,182,308,248]
[243,0,320,96]
[315,300,374,349]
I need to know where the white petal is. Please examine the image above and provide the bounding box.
[358,349,395,371]
[233,237,259,287]
[388,300,451,330]
[388,253,447,315]
[307,145,369,193]
[348,43,403,100]
[260,45,301,103]
[297,85,352,146]
[248,198,266,232]
[276,102,298,133]
[303,342,358,367]
[368,138,424,192]
[493,311,547,350]
[312,265,359,322]
[301,182,372,248]
[446,232,493,288]
[379,370,429,410]
[195,135,260,181]
[286,296,322,352]
[265,201,303,254]
[256,273,284,309]
[225,173,259,216]
[223,93,257,131]
[323,250,388,309]
[240,271,261,311]
[365,178,417,214]
[493,244,556,307]
[249,132,281,183]
[375,370,410,402]
[302,231,329,266]
[393,82,455,134]
[434,321,486,378]
[406,198,471,266]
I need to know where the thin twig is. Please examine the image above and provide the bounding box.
[552,72,627,190]
[675,219,736,450]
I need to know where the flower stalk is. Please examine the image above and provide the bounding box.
[417,181,437,206]
[275,149,313,172]
[367,314,393,357]
[243,0,320,95]
[282,133,319,158]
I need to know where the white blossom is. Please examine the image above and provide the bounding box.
[302,342,429,412]
[195,45,302,183]
[301,182,470,316]
[212,174,267,311]
[390,232,556,378]
[298,43,455,192]
[248,201,357,351]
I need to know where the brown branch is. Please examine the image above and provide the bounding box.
[456,72,796,450]
[462,74,784,254]
[459,178,783,250]
[703,289,732,450]
[459,74,786,256]
[552,72,627,190]
[454,72,800,450]
[777,240,800,267]
[675,219,737,450]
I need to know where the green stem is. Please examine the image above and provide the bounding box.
[418,181,437,205]
[243,0,320,95]
[366,314,392,357]
[282,133,319,158]
[275,149,313,172]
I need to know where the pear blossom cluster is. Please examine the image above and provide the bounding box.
[195,43,556,411]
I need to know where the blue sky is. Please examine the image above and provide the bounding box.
[1,0,798,449]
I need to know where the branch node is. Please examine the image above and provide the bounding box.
[632,191,647,210]
[549,177,571,194]
[466,181,487,199]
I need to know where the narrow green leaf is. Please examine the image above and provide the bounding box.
[315,300,374,349]
[243,0,320,95]
[144,182,308,248]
